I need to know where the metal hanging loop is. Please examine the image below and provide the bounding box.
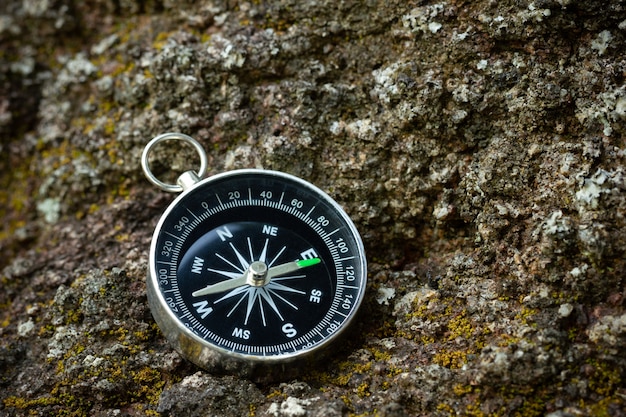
[141,132,208,193]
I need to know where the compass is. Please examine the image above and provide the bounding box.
[141,133,367,376]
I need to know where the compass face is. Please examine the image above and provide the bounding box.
[147,169,367,365]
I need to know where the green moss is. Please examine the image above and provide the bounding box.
[152,31,174,51]
[0,292,12,328]
[349,411,381,417]
[262,13,293,33]
[584,397,626,417]
[356,382,371,398]
[0,150,36,264]
[266,388,286,400]
[4,383,94,416]
[3,395,60,409]
[453,384,475,396]
[439,382,553,417]
[399,295,492,370]
[64,308,83,325]
[515,307,538,327]
[302,344,402,411]
[3,297,166,415]
[464,403,487,417]
[131,366,166,405]
[432,349,468,369]
[436,402,456,415]
[446,310,474,341]
[587,359,622,397]
[332,360,372,386]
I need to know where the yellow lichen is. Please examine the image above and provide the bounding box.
[131,367,165,405]
[452,383,474,396]
[587,359,621,397]
[432,349,467,369]
[356,382,370,398]
[446,310,474,341]
[152,31,174,51]
[464,402,487,417]
[436,402,455,415]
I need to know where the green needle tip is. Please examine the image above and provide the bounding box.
[297,258,321,268]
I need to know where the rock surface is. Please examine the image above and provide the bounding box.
[1,0,625,416]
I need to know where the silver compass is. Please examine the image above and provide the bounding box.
[141,133,367,377]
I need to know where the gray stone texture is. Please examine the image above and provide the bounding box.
[1,0,625,415]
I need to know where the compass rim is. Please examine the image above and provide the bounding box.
[147,168,367,367]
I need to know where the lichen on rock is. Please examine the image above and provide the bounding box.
[1,0,625,416]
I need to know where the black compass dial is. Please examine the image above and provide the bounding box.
[148,170,367,362]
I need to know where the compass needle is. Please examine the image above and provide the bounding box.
[194,257,321,297]
[192,275,247,297]
[266,257,321,279]
[271,274,306,282]
[143,144,366,373]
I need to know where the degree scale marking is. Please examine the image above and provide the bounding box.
[161,182,362,355]
[187,207,200,222]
